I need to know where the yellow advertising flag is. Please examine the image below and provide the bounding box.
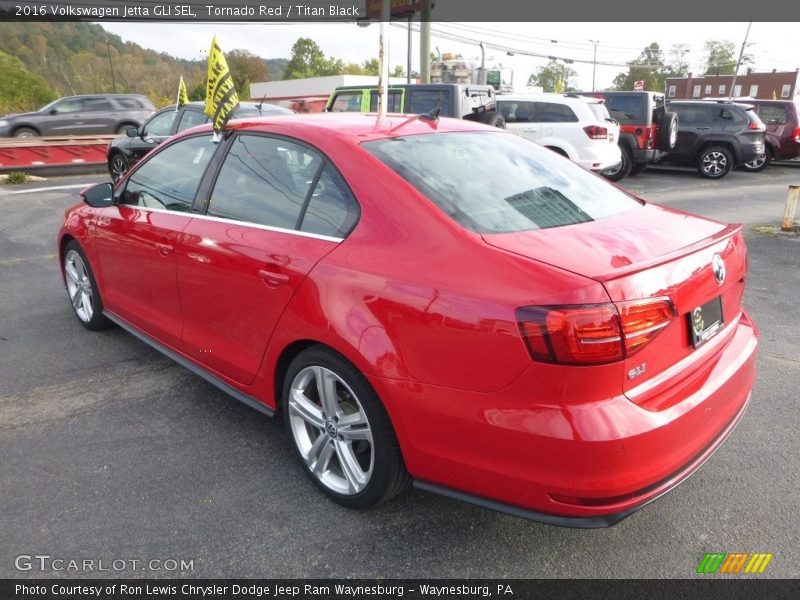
[204,35,239,132]
[176,76,189,110]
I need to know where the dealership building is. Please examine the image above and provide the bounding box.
[665,69,800,100]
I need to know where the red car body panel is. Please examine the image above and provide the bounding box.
[58,113,758,525]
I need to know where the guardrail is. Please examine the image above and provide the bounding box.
[0,135,114,174]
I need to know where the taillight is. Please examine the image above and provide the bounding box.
[792,126,800,141]
[617,298,675,355]
[583,125,608,140]
[517,298,674,365]
[747,120,764,131]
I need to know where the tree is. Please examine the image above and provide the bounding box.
[0,51,56,113]
[226,49,270,97]
[528,60,577,93]
[283,38,342,79]
[704,40,736,76]
[610,43,667,92]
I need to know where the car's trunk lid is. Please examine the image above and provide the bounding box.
[483,203,747,410]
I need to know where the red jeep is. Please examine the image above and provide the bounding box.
[585,91,678,181]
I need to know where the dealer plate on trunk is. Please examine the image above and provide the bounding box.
[689,296,724,348]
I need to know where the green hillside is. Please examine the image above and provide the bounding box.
[0,22,276,114]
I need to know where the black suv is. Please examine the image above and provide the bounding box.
[580,91,678,181]
[0,94,154,138]
[662,100,766,179]
[107,101,293,181]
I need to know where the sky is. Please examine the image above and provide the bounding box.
[100,21,800,91]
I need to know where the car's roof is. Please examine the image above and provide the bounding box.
[183,112,502,143]
[668,100,754,108]
[497,94,598,105]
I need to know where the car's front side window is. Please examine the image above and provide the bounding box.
[177,109,208,132]
[143,111,179,137]
[53,99,86,114]
[120,134,215,212]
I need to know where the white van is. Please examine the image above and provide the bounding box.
[497,94,622,173]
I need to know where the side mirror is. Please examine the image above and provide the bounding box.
[49,108,58,115]
[126,127,139,138]
[80,182,114,208]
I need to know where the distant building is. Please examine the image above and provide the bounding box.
[665,69,800,100]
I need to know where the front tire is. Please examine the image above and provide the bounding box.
[697,146,733,179]
[108,153,129,182]
[62,240,111,331]
[282,346,410,509]
[12,127,37,138]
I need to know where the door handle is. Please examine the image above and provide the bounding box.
[155,242,174,255]
[696,127,710,130]
[259,269,290,287]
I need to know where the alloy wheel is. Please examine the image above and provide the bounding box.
[287,365,374,496]
[64,249,94,323]
[701,151,728,177]
[110,155,127,181]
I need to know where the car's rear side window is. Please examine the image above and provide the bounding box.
[207,134,358,238]
[369,91,403,112]
[605,96,645,124]
[407,90,452,117]
[363,131,641,234]
[177,109,209,132]
[759,104,788,124]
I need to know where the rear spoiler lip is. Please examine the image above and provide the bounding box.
[592,222,743,283]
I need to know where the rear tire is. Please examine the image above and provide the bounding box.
[602,146,632,182]
[282,346,410,509]
[697,146,733,179]
[629,162,648,176]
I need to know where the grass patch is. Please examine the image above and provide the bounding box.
[2,171,29,184]
[751,224,799,237]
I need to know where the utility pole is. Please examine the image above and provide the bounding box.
[420,0,431,83]
[729,21,752,100]
[407,15,412,84]
[588,39,599,92]
[106,40,117,93]
[377,0,390,117]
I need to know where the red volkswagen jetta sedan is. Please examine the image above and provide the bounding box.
[58,113,758,527]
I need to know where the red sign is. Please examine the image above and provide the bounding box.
[366,0,422,18]
[634,80,644,92]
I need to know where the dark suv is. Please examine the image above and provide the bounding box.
[580,91,678,181]
[663,100,766,179]
[740,99,800,171]
[0,94,155,138]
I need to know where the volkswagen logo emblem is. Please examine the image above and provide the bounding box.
[711,254,726,286]
[324,420,338,438]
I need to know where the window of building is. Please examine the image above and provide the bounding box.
[719,85,726,95]
[733,85,742,97]
[668,85,676,98]
[704,85,712,95]
[749,84,759,97]
[692,85,701,98]
[782,84,791,98]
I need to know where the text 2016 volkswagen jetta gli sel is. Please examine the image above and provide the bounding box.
[58,113,758,527]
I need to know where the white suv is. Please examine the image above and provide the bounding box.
[496,94,621,173]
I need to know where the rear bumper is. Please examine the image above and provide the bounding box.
[631,148,668,163]
[573,143,623,171]
[375,310,758,525]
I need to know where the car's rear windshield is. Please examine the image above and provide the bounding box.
[586,101,611,121]
[362,131,642,234]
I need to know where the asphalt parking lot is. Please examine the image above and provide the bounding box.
[1,165,798,579]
